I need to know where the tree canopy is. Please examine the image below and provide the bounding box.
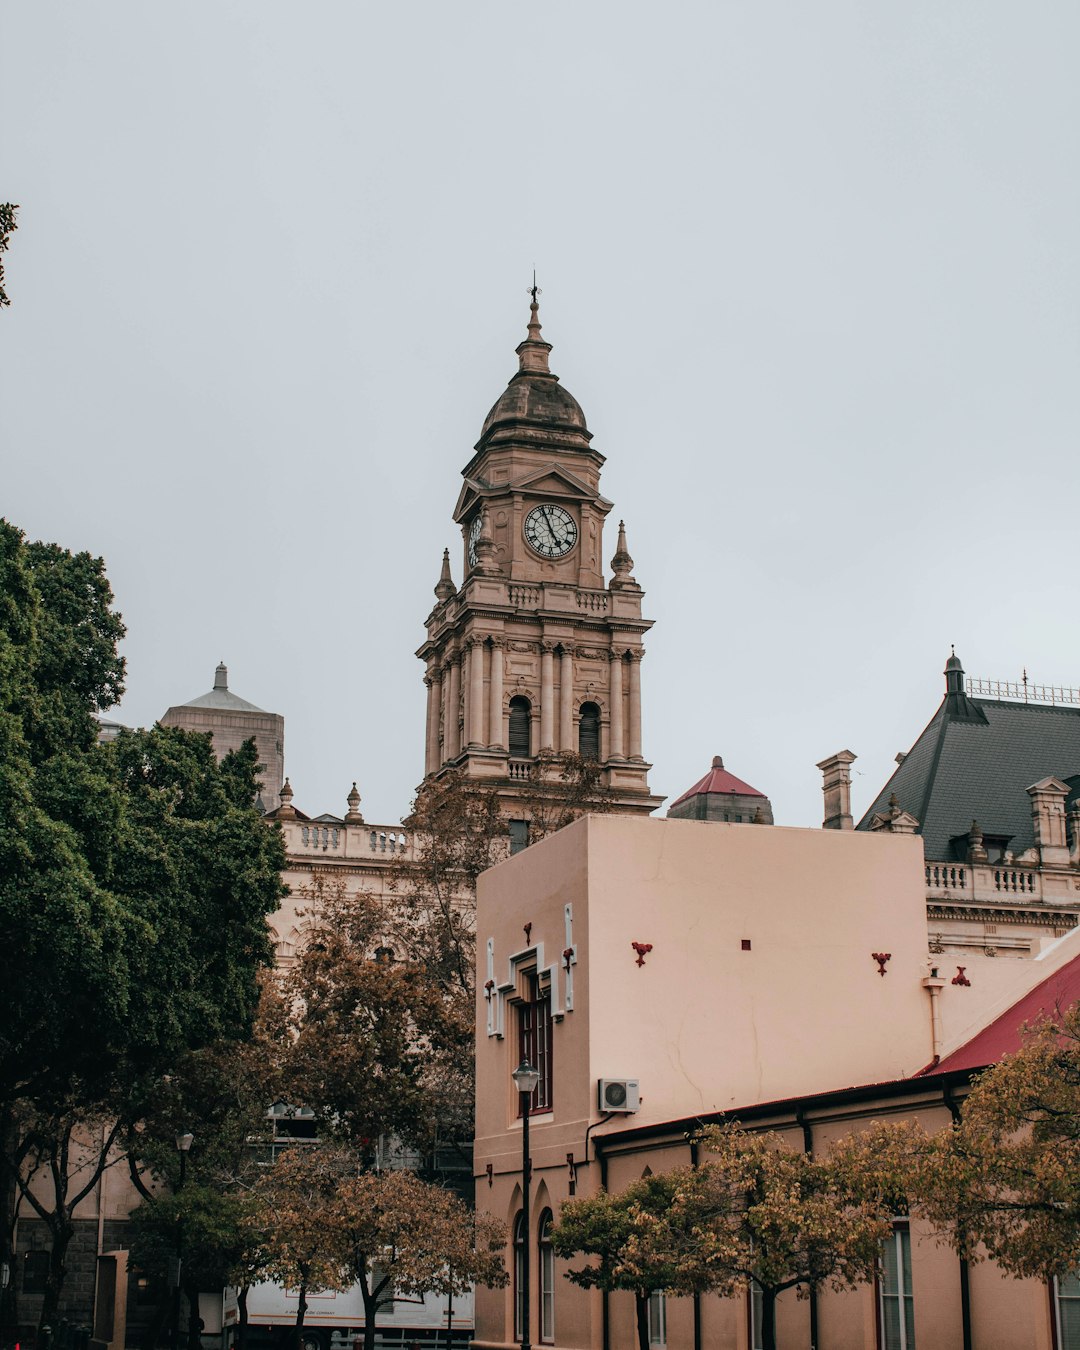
[0,519,286,1330]
[553,1124,897,1350]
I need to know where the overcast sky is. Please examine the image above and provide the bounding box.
[3,2,1078,829]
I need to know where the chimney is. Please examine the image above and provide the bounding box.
[1027,777,1070,868]
[816,750,857,830]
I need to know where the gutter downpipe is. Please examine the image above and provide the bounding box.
[796,1111,818,1350]
[922,968,946,1067]
[689,1138,702,1350]
[598,1139,609,1350]
[943,1083,973,1350]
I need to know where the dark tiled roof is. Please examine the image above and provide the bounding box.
[858,691,1080,859]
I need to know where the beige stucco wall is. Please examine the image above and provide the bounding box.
[473,813,1067,1350]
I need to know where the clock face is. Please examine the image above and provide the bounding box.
[524,504,578,559]
[467,514,484,567]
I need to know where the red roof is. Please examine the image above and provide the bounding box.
[925,950,1080,1075]
[670,756,767,809]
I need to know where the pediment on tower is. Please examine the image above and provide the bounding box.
[454,463,612,523]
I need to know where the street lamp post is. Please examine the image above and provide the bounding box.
[511,1061,540,1350]
[171,1132,194,1350]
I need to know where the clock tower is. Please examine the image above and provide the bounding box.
[417,294,662,820]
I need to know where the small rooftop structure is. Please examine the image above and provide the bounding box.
[176,661,267,713]
[160,662,284,808]
[667,754,774,825]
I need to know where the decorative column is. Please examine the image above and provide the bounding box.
[468,636,486,748]
[628,650,643,760]
[461,643,471,748]
[540,642,555,750]
[559,645,574,750]
[488,638,505,750]
[424,670,441,775]
[608,650,625,760]
[446,655,461,760]
[439,661,452,764]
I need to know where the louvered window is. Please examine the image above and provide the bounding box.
[578,702,601,761]
[509,696,532,758]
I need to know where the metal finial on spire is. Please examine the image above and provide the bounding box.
[517,274,552,374]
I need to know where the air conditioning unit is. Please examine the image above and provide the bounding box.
[598,1078,640,1113]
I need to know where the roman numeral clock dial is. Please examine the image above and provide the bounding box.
[524,504,578,559]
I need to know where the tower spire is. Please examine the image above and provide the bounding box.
[609,520,638,590]
[517,275,552,375]
[434,548,456,601]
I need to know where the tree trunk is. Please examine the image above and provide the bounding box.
[142,1293,172,1350]
[360,1281,379,1350]
[292,1279,308,1350]
[184,1278,203,1350]
[634,1292,650,1350]
[236,1286,249,1350]
[38,1220,73,1334]
[761,1287,778,1350]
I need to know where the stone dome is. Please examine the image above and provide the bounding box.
[475,296,592,450]
[480,371,587,438]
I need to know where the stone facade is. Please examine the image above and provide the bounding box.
[417,297,663,822]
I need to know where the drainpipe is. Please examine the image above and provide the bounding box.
[599,1143,609,1350]
[922,967,946,1065]
[943,1084,973,1350]
[689,1139,702,1350]
[796,1111,819,1350]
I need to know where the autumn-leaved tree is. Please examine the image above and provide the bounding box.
[248,1148,353,1346]
[839,1005,1080,1284]
[331,1164,507,1350]
[123,977,291,1349]
[551,1171,700,1350]
[554,1125,897,1350]
[282,876,474,1153]
[517,750,613,843]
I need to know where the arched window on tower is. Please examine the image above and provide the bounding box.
[509,696,532,758]
[578,702,601,761]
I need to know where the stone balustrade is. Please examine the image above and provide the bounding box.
[281,819,414,862]
[925,861,1043,904]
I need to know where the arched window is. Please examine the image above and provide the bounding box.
[509,696,532,758]
[538,1209,555,1343]
[578,701,601,761]
[513,1210,526,1341]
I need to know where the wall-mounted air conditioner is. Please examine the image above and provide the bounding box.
[598,1078,640,1113]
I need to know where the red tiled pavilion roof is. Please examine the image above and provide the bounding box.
[925,950,1080,1075]
[670,755,767,810]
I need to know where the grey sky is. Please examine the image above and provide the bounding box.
[3,2,1078,829]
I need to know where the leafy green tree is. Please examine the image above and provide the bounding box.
[129,1186,261,1350]
[0,204,17,307]
[0,520,286,1331]
[551,1171,697,1350]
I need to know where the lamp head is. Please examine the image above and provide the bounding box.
[512,1060,541,1096]
[175,1132,194,1153]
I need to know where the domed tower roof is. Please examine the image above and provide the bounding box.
[475,293,593,453]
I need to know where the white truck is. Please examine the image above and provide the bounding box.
[222,1280,474,1350]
